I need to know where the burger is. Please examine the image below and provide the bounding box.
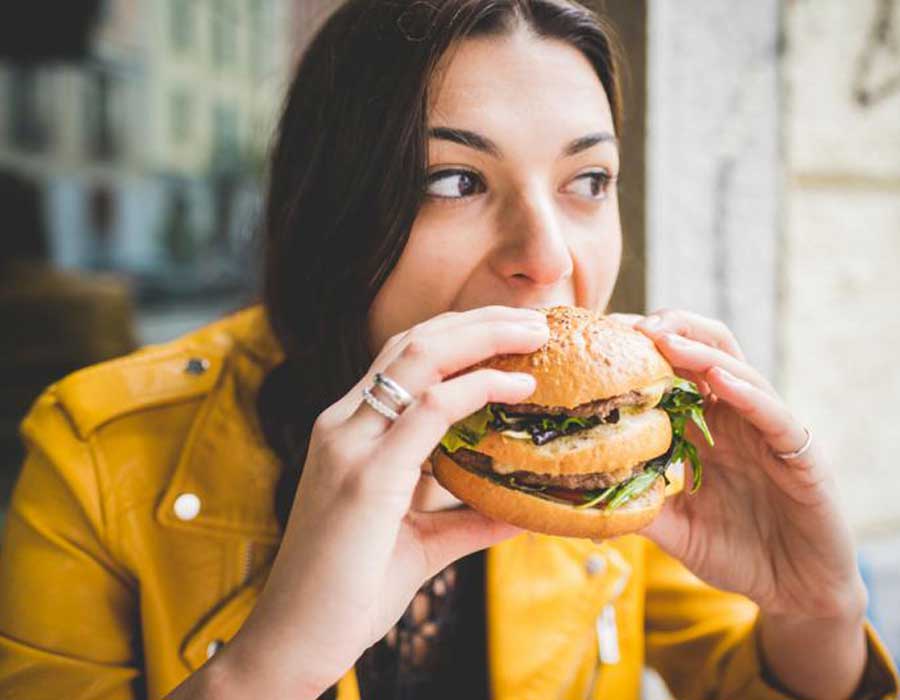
[431,305,714,539]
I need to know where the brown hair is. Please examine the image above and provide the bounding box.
[258,0,624,528]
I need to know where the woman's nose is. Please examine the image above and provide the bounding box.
[491,190,573,287]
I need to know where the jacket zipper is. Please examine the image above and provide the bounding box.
[241,541,254,583]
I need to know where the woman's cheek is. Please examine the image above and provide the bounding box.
[367,212,488,349]
[569,221,622,311]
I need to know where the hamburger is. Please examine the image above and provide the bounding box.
[431,305,714,539]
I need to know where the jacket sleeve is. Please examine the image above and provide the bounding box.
[0,390,141,700]
[643,538,899,700]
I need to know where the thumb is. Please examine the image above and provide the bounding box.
[607,312,645,327]
[636,500,685,561]
[406,507,524,579]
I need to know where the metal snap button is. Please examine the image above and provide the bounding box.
[173,493,201,521]
[585,553,607,576]
[611,570,631,598]
[206,639,224,659]
[184,357,210,375]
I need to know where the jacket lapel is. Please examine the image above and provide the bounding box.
[156,309,286,543]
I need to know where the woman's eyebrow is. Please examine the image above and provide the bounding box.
[428,127,618,159]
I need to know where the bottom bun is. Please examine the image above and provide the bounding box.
[432,449,666,539]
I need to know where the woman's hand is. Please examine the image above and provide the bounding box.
[609,309,867,623]
[218,305,548,698]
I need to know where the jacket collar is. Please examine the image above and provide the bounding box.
[156,307,286,542]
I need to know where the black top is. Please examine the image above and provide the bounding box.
[351,548,489,700]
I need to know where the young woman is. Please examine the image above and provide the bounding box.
[0,1,897,699]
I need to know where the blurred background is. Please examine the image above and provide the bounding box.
[0,0,897,697]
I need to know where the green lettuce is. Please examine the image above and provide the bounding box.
[657,377,714,493]
[577,378,715,510]
[439,405,495,453]
[439,377,715,512]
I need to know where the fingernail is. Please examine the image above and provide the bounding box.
[524,321,550,333]
[640,315,662,330]
[664,332,689,347]
[511,372,536,386]
[519,308,546,319]
[715,367,748,386]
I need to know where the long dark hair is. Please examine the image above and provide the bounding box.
[258,0,624,528]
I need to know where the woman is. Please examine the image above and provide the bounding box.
[0,1,897,699]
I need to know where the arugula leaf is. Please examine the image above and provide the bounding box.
[657,378,712,494]
[661,377,714,447]
[560,416,596,431]
[606,468,662,509]
[578,378,714,510]
[574,485,616,510]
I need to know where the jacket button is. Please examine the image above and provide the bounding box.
[173,493,201,521]
[585,553,607,576]
[206,640,224,659]
[184,357,210,375]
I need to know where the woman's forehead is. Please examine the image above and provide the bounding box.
[427,31,614,137]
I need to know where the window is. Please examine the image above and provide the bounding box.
[170,0,194,53]
[83,70,119,160]
[211,0,238,68]
[248,0,273,79]
[8,67,51,151]
[212,103,240,166]
[170,90,192,145]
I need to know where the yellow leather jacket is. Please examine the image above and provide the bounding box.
[1,307,897,700]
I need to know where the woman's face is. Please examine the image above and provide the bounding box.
[368,27,622,353]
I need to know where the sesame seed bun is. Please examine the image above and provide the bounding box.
[461,305,674,407]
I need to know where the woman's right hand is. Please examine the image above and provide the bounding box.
[214,305,549,698]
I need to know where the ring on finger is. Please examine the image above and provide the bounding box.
[375,372,414,409]
[774,426,813,460]
[362,386,402,422]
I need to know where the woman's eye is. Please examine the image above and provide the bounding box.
[425,169,486,199]
[564,171,614,200]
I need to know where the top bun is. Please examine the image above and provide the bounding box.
[472,306,674,408]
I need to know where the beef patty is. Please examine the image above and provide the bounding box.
[450,447,647,490]
[500,389,647,419]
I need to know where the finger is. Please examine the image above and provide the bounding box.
[636,309,747,362]
[607,313,716,398]
[332,306,544,422]
[704,366,813,467]
[375,305,544,363]
[607,312,645,328]
[678,369,715,402]
[654,332,777,397]
[407,507,524,579]
[348,319,548,437]
[635,500,685,558]
[371,368,536,481]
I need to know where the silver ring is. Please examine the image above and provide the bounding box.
[362,386,400,422]
[774,427,812,460]
[374,372,414,409]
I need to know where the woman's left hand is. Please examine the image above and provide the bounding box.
[610,309,867,622]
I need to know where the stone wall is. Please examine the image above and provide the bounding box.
[783,0,900,536]
[645,0,782,382]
